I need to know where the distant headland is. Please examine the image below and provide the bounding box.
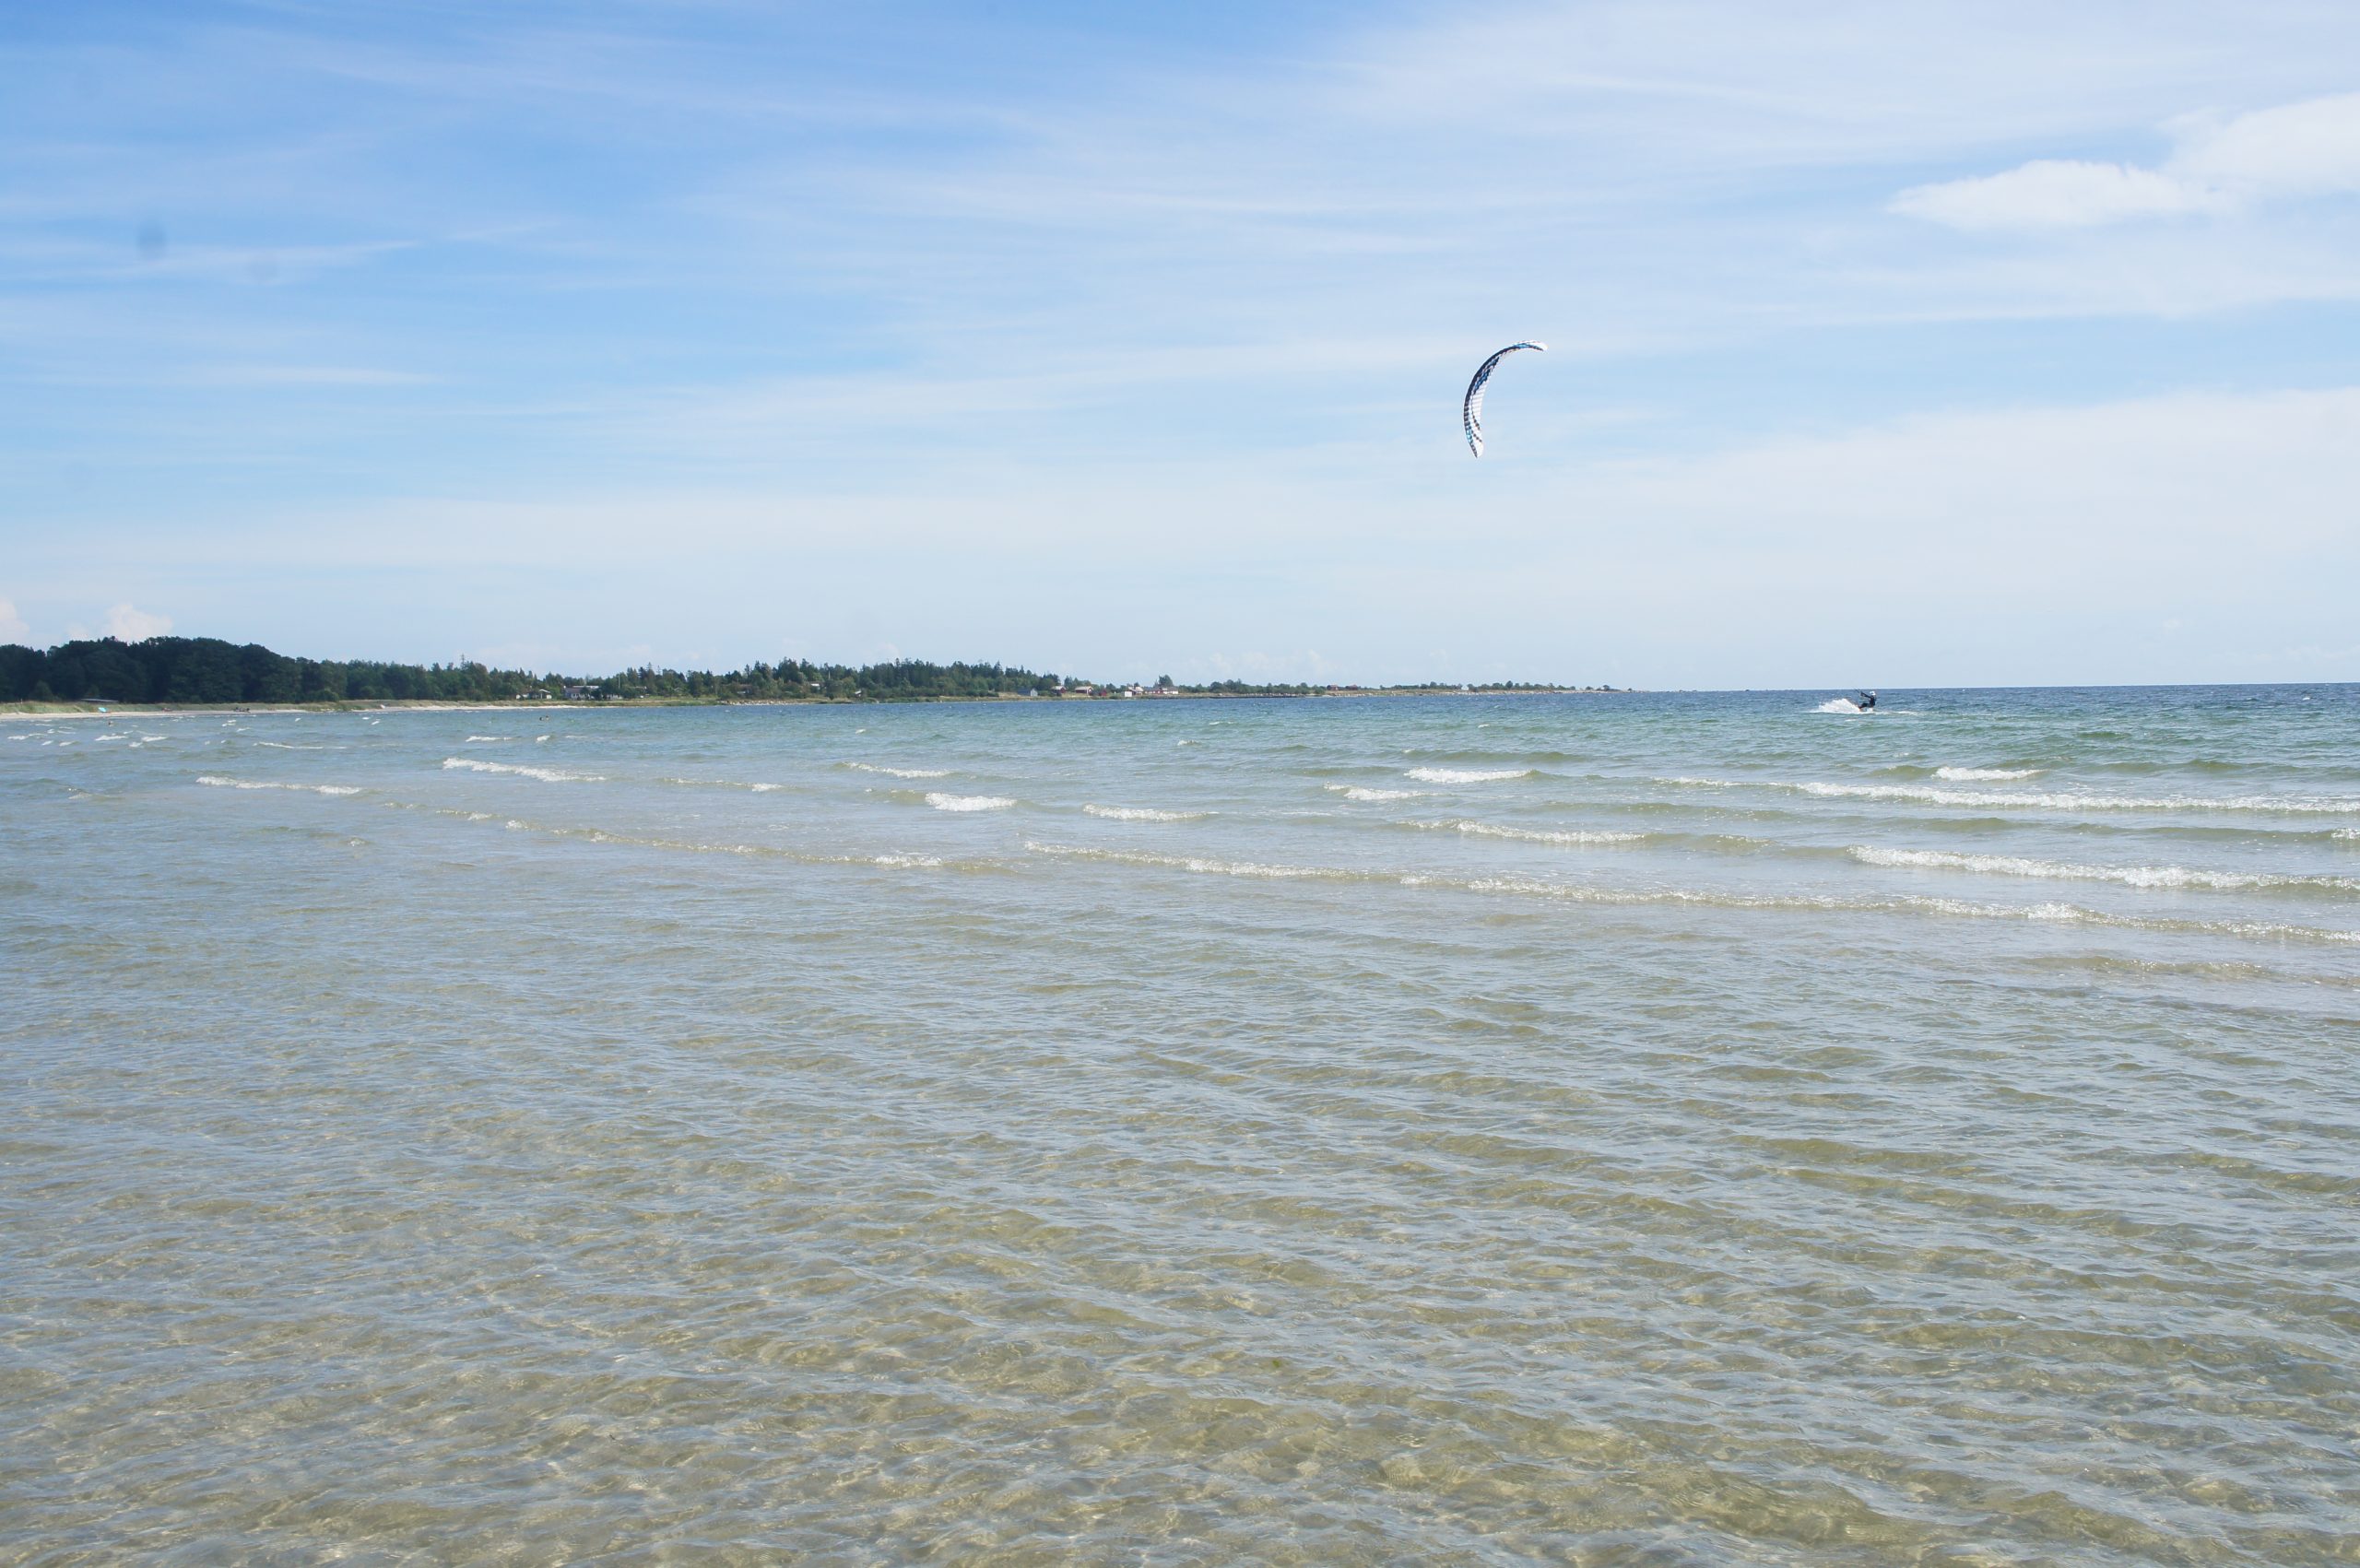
[1,636,1628,710]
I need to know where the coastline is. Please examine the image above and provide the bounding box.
[1,687,1639,718]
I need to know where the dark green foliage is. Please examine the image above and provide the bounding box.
[0,636,1454,705]
[0,637,553,706]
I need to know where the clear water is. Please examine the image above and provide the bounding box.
[5,688,2356,1564]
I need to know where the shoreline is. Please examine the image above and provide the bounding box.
[2,688,1639,718]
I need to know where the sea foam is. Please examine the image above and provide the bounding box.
[1328,784,1425,802]
[1850,845,2358,892]
[1934,766,2043,782]
[1670,776,2360,817]
[441,758,604,783]
[1405,767,1533,784]
[846,762,951,779]
[926,792,1014,812]
[1421,819,1645,846]
[198,775,364,796]
[1084,804,1207,821]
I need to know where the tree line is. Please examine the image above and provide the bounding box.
[0,636,1326,705]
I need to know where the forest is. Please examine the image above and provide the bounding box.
[0,637,1327,704]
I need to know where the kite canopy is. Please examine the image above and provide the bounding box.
[1463,342,1545,456]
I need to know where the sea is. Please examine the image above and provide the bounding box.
[4,686,2356,1564]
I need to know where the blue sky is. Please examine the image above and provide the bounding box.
[4,0,2357,687]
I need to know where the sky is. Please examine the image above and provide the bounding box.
[3,0,2357,688]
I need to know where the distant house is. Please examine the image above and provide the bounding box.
[561,684,602,701]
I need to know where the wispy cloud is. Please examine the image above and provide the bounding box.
[1894,91,2360,231]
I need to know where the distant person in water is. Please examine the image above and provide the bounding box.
[1858,691,1877,711]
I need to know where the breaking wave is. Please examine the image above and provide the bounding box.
[197,775,363,796]
[1415,819,1646,846]
[926,792,1015,812]
[1083,804,1208,821]
[1935,766,2043,782]
[1668,776,2360,817]
[845,762,951,779]
[1850,845,2360,893]
[1405,767,1534,784]
[1328,784,1426,802]
[441,758,605,784]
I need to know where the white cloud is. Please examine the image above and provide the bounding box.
[1895,91,2360,231]
[0,598,29,643]
[1891,159,2224,230]
[2174,91,2360,196]
[102,603,173,642]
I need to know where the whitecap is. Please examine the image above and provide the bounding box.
[926,792,1014,812]
[441,758,604,783]
[464,735,513,743]
[1084,804,1208,822]
[1405,767,1533,784]
[1815,699,1864,714]
[1422,819,1645,846]
[1850,845,2358,893]
[1327,784,1425,802]
[197,775,364,796]
[1934,766,2043,781]
[845,762,951,779]
[1669,776,2360,817]
[1028,842,1341,880]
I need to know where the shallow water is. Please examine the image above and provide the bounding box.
[5,687,2357,1564]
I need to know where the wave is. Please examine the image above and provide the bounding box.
[1815,699,1865,714]
[463,735,513,743]
[1405,767,1534,784]
[1021,843,2358,945]
[1934,766,2043,782]
[844,762,950,779]
[1083,804,1208,821]
[1028,843,1360,881]
[197,775,364,796]
[1327,784,1427,802]
[657,776,793,795]
[440,758,604,783]
[439,808,978,874]
[1851,846,2360,893]
[925,792,1014,812]
[1415,819,1646,846]
[1398,749,1589,765]
[1666,776,2360,818]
